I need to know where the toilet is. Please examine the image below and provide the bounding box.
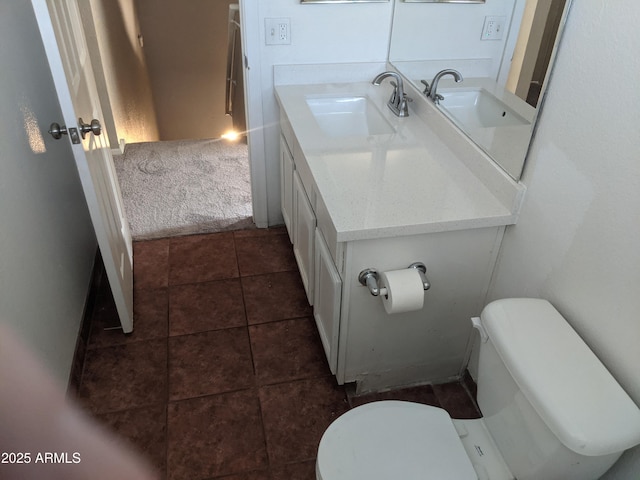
[316,298,640,480]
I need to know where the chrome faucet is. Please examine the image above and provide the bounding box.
[421,69,463,105]
[372,71,411,117]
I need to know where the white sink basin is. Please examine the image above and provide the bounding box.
[438,88,530,129]
[305,95,394,137]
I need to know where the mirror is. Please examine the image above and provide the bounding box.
[389,0,571,180]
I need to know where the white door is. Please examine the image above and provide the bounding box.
[32,0,134,333]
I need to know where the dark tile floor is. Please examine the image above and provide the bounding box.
[75,227,480,480]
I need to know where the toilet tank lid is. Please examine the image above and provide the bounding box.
[481,298,640,457]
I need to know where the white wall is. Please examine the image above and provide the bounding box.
[242,0,394,226]
[0,2,97,383]
[486,2,640,476]
[136,0,235,141]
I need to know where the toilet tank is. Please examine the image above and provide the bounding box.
[475,298,640,480]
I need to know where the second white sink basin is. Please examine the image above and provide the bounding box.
[439,88,530,129]
[305,95,394,138]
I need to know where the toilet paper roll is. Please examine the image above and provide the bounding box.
[379,268,425,314]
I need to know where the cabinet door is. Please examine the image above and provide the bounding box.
[280,136,294,242]
[314,229,342,374]
[293,171,316,305]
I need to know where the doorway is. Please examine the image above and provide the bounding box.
[80,0,253,240]
[136,0,243,141]
[507,0,567,107]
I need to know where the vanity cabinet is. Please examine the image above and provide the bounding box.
[279,122,504,393]
[276,82,522,394]
[337,229,503,393]
[280,125,339,364]
[280,128,318,306]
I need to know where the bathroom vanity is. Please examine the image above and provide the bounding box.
[276,80,524,393]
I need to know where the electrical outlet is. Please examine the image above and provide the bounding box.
[265,18,291,45]
[481,16,506,41]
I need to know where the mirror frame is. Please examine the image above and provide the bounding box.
[301,0,389,3]
[403,1,485,3]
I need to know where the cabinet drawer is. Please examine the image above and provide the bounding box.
[280,111,294,153]
[315,193,343,273]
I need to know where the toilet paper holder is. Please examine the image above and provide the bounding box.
[358,262,431,297]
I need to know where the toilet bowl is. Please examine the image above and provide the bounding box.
[317,401,509,480]
[316,298,640,480]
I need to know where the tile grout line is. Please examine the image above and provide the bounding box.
[164,252,171,479]
[234,231,274,473]
[232,231,257,379]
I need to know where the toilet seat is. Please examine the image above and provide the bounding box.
[316,401,477,480]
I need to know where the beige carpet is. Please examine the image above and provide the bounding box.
[114,139,253,240]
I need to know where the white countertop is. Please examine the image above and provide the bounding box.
[275,82,521,242]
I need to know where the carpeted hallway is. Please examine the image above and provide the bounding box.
[114,139,253,240]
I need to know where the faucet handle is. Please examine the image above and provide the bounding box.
[420,79,431,96]
[372,71,409,118]
[398,94,412,117]
[390,80,412,117]
[389,81,399,103]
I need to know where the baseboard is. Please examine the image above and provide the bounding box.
[110,138,126,156]
[67,249,104,395]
